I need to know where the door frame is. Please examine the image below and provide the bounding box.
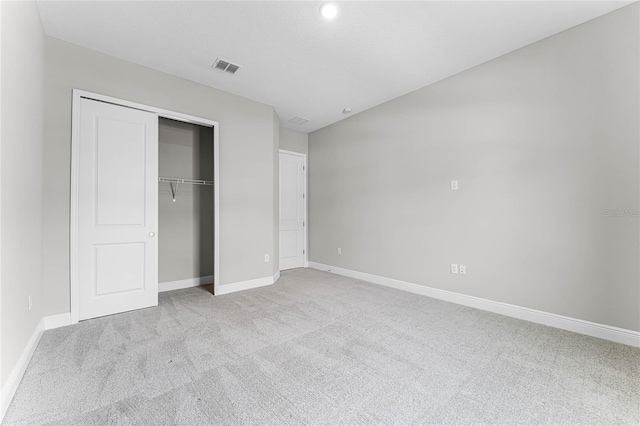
[278,149,308,269]
[70,89,220,324]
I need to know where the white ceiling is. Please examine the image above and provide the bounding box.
[37,1,631,133]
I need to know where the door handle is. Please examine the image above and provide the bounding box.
[148,232,156,237]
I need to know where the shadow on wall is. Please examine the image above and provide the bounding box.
[198,125,214,281]
[158,118,214,283]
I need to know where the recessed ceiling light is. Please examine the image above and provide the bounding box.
[342,108,352,114]
[320,3,338,20]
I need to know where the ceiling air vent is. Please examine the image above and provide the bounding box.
[212,58,241,74]
[288,116,309,126]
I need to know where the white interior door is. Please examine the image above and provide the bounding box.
[77,98,158,321]
[279,151,305,270]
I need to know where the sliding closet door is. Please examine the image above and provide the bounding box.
[77,98,158,321]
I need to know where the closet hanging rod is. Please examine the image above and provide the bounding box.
[158,176,213,186]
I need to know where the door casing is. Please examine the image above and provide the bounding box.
[70,89,220,323]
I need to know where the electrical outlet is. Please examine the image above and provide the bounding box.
[450,264,459,274]
[28,296,32,312]
[264,254,270,263]
[459,265,466,275]
[451,180,459,190]
[337,248,342,255]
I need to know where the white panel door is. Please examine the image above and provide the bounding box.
[78,98,158,321]
[279,152,305,270]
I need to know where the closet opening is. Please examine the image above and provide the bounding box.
[158,117,215,294]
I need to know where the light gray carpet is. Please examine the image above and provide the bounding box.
[4,268,639,425]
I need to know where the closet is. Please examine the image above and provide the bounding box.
[72,91,219,323]
[158,118,214,292]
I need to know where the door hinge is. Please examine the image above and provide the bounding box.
[303,193,305,198]
[303,165,305,171]
[303,221,305,227]
[303,249,305,255]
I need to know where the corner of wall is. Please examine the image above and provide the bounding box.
[273,109,280,277]
[0,0,48,419]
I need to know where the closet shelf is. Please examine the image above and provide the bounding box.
[158,176,213,186]
[159,176,213,202]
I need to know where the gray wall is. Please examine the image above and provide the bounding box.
[0,1,45,386]
[280,127,308,155]
[158,119,214,283]
[43,37,278,316]
[309,5,639,331]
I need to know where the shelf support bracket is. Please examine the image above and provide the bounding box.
[170,181,178,202]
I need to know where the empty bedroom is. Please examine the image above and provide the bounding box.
[0,1,638,425]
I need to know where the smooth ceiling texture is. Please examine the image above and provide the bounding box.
[37,1,631,133]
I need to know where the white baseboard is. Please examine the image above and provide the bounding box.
[0,312,77,422]
[43,313,71,330]
[1,319,44,422]
[159,275,213,292]
[308,262,640,348]
[216,271,280,295]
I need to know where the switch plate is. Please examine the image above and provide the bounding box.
[451,180,459,190]
[450,264,459,274]
[459,265,466,275]
[337,248,342,255]
[264,254,270,263]
[28,296,32,311]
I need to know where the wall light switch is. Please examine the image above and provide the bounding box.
[451,180,459,190]
[337,248,342,255]
[450,263,459,274]
[264,254,270,263]
[459,265,466,275]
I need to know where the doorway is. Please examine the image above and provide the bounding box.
[157,118,214,292]
[279,150,307,270]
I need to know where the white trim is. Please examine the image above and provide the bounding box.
[0,6,3,419]
[70,92,81,324]
[72,90,217,127]
[213,123,220,297]
[43,313,71,330]
[159,275,213,292]
[308,262,640,347]
[0,312,78,422]
[0,319,44,421]
[279,150,304,156]
[216,271,280,295]
[278,149,308,270]
[70,89,220,323]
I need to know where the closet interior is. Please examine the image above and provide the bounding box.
[158,117,214,292]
